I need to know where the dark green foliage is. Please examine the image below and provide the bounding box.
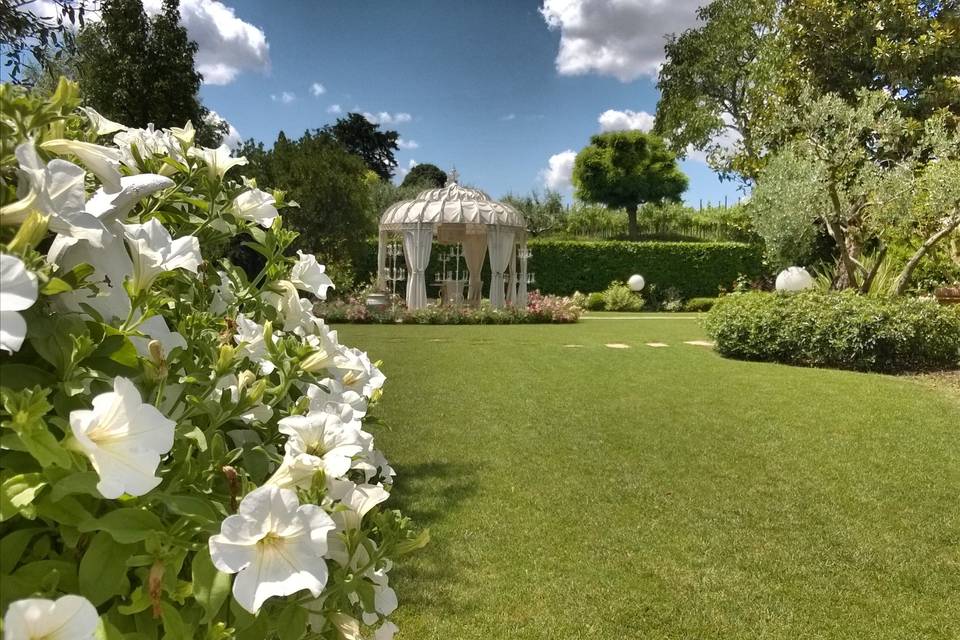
[236,131,373,272]
[400,163,447,189]
[501,190,566,237]
[355,239,763,300]
[705,291,960,372]
[75,0,224,145]
[324,113,399,181]
[573,130,688,239]
[600,281,644,312]
[526,240,764,299]
[684,297,719,312]
[585,292,605,311]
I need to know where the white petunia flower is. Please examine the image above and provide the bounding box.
[0,254,38,354]
[210,271,237,315]
[374,621,400,640]
[1,143,106,245]
[299,324,355,373]
[233,314,276,375]
[41,139,123,194]
[309,378,368,419]
[170,121,195,146]
[82,106,128,136]
[325,480,391,567]
[232,188,278,228]
[114,125,183,175]
[122,218,202,294]
[329,347,386,398]
[2,595,100,640]
[208,485,335,614]
[290,251,334,299]
[274,410,364,479]
[361,568,398,625]
[262,280,314,332]
[188,144,248,180]
[69,377,176,499]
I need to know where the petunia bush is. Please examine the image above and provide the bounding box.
[0,79,426,640]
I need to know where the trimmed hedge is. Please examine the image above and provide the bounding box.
[705,291,960,372]
[357,239,764,300]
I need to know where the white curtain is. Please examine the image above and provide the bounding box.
[507,244,517,305]
[376,230,388,289]
[518,240,529,307]
[487,226,515,308]
[403,225,433,310]
[463,232,487,304]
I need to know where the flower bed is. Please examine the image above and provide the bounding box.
[0,80,422,639]
[318,291,581,324]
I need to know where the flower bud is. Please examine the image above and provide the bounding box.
[246,379,267,404]
[237,369,256,393]
[7,212,50,252]
[215,344,235,375]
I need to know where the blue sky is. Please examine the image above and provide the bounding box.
[194,0,742,207]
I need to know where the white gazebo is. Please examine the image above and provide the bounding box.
[377,181,529,310]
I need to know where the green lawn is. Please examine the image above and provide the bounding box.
[337,316,960,639]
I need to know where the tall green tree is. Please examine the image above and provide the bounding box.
[655,0,776,182]
[75,0,224,145]
[400,163,447,189]
[236,130,374,281]
[572,131,688,240]
[323,113,399,181]
[1,0,85,84]
[501,190,566,237]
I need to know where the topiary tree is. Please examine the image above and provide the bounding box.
[572,131,688,239]
[400,163,447,189]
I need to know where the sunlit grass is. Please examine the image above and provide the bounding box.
[338,317,960,639]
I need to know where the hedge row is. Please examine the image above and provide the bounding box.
[357,239,764,299]
[705,291,960,372]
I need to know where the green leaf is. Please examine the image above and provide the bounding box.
[79,531,132,606]
[395,527,431,555]
[0,473,47,521]
[0,528,42,574]
[41,277,74,295]
[79,508,164,544]
[191,547,231,624]
[0,364,56,391]
[162,494,219,523]
[277,603,308,640]
[51,472,101,500]
[36,495,94,526]
[117,586,152,615]
[160,600,189,640]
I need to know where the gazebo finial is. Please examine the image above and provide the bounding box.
[447,167,459,185]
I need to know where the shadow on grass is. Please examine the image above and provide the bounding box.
[388,461,481,616]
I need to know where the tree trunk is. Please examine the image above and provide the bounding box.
[626,204,639,240]
[893,213,960,295]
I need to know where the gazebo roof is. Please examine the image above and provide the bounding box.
[379,182,526,230]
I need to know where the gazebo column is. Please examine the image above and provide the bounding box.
[507,244,518,305]
[463,232,487,305]
[403,223,434,310]
[375,229,388,290]
[487,225,515,309]
[518,236,529,307]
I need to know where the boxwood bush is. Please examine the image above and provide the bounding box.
[705,291,960,372]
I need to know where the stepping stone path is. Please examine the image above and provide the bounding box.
[646,342,670,348]
[683,340,715,347]
[605,343,631,349]
[563,344,584,348]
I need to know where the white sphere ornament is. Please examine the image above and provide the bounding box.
[628,274,646,292]
[775,266,815,292]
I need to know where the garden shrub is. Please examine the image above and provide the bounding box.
[705,291,960,372]
[684,297,718,312]
[585,292,606,311]
[601,281,644,312]
[0,80,422,639]
[356,239,764,300]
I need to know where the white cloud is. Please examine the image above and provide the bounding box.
[396,158,419,181]
[362,112,413,126]
[397,139,419,150]
[500,113,517,121]
[540,0,702,82]
[310,82,326,97]
[598,109,655,132]
[540,150,577,190]
[271,92,296,104]
[326,104,342,114]
[204,110,242,148]
[142,0,270,85]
